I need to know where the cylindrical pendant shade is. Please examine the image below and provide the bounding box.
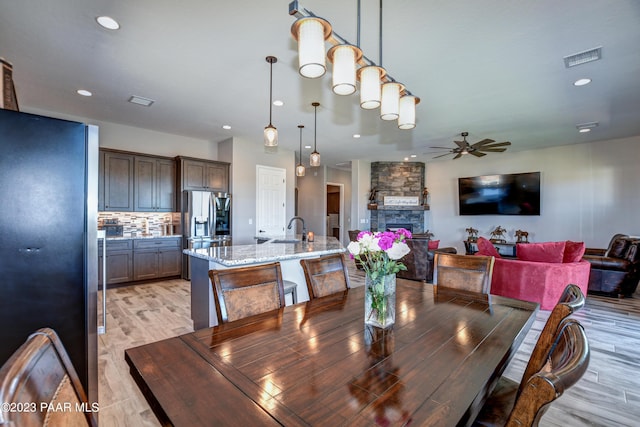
[264,125,278,147]
[380,82,404,121]
[357,66,386,109]
[296,163,306,177]
[398,95,420,130]
[327,45,362,96]
[310,150,321,167]
[291,17,332,79]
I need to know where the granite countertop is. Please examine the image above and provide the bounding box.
[106,234,182,240]
[184,235,345,267]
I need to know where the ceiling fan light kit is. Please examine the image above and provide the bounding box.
[289,0,418,130]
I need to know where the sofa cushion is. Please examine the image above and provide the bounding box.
[476,237,501,258]
[563,241,586,263]
[428,240,440,250]
[517,241,566,263]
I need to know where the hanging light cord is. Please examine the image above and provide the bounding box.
[269,60,274,125]
[299,125,303,163]
[313,104,318,152]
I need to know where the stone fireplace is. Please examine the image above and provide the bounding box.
[369,162,428,234]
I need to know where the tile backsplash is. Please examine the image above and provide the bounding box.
[98,212,181,236]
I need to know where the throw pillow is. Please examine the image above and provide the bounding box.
[476,237,501,258]
[563,240,586,263]
[517,241,567,263]
[428,240,440,250]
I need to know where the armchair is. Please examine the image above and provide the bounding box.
[582,234,640,297]
[397,234,457,282]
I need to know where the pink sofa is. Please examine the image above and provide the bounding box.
[476,238,591,310]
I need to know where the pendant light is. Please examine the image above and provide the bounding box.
[291,17,332,79]
[327,44,362,95]
[380,81,404,121]
[296,125,306,177]
[398,94,420,129]
[264,56,278,147]
[310,102,321,167]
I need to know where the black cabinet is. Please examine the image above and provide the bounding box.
[133,237,182,281]
[102,151,134,211]
[464,240,517,258]
[98,239,134,286]
[177,157,229,192]
[134,156,176,212]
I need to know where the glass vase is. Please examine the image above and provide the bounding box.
[364,273,396,329]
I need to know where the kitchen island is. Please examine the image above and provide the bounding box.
[184,236,345,329]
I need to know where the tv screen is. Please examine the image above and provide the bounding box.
[458,172,540,215]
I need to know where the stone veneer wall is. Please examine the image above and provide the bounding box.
[370,162,427,233]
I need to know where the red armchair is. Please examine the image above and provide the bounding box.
[476,237,591,310]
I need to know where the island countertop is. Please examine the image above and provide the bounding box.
[183,235,345,267]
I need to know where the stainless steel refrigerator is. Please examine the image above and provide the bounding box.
[0,109,99,404]
[182,190,231,279]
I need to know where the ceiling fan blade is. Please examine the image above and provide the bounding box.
[471,138,495,147]
[470,151,486,157]
[478,141,511,148]
[478,147,507,153]
[433,152,453,159]
[453,153,463,160]
[454,140,467,149]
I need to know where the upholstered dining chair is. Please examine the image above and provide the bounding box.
[433,253,495,295]
[209,262,285,324]
[473,318,590,426]
[300,253,351,299]
[0,327,98,427]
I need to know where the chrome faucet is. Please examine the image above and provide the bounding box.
[287,216,307,242]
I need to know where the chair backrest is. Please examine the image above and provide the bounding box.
[518,283,585,395]
[209,262,285,323]
[300,253,351,298]
[0,328,98,427]
[433,253,495,295]
[507,318,590,426]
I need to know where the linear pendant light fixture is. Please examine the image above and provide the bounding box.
[310,102,321,166]
[264,56,278,147]
[296,125,306,176]
[289,0,419,130]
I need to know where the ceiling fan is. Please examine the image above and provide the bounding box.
[431,132,511,160]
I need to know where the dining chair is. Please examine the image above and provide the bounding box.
[433,252,495,295]
[0,327,98,427]
[208,262,285,324]
[300,253,351,298]
[473,318,590,426]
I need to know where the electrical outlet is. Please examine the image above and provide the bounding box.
[249,218,253,225]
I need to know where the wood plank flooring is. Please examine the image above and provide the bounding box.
[98,261,640,426]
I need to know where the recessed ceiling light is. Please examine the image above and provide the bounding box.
[96,16,120,30]
[304,145,311,149]
[128,95,155,107]
[273,100,284,107]
[410,154,417,158]
[222,125,231,130]
[77,89,92,97]
[574,78,592,86]
[353,134,361,139]
[404,157,409,161]
[576,121,598,132]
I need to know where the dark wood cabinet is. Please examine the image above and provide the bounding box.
[464,240,517,258]
[133,237,182,281]
[177,157,229,192]
[98,239,134,286]
[102,151,134,211]
[134,156,176,212]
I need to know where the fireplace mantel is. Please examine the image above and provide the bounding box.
[368,205,429,211]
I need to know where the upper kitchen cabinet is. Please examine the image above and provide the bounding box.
[134,156,176,212]
[102,151,134,212]
[177,157,229,192]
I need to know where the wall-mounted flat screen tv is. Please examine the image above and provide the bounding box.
[458,172,541,215]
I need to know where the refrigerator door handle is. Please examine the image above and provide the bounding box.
[97,230,107,335]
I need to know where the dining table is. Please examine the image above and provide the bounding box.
[125,279,538,426]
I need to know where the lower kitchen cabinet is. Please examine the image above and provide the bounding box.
[133,237,182,281]
[98,240,133,287]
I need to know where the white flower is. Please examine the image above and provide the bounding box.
[386,241,410,260]
[347,241,361,256]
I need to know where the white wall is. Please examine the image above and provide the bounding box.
[350,159,372,234]
[220,137,295,245]
[426,136,640,253]
[296,166,327,237]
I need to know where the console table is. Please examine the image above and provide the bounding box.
[464,240,517,258]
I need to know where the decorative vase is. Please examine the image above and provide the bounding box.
[364,273,396,329]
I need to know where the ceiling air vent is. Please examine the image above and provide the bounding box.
[563,47,602,68]
[128,95,155,107]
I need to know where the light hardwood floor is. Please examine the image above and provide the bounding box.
[97,263,640,426]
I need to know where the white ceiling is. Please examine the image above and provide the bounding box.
[1,0,639,169]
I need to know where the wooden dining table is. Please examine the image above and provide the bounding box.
[125,279,538,426]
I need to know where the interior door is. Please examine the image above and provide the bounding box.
[256,165,286,237]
